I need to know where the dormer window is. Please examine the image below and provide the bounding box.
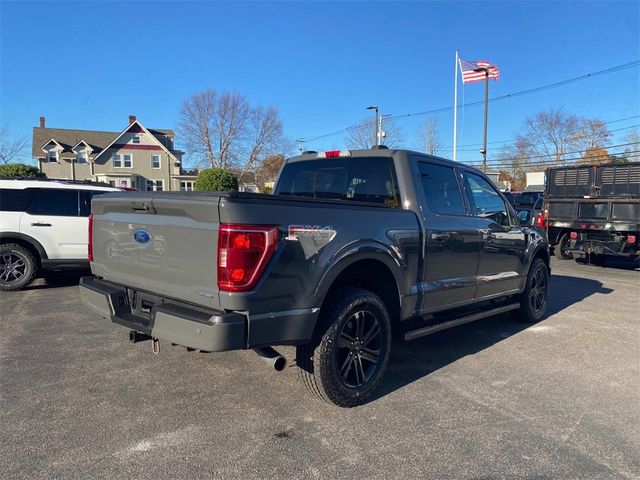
[132,135,141,144]
[48,149,58,162]
[77,151,87,163]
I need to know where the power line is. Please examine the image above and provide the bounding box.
[442,118,640,152]
[305,61,640,143]
[461,147,640,168]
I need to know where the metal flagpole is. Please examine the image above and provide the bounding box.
[481,68,489,173]
[453,50,459,161]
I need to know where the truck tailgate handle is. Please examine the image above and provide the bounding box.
[130,201,156,214]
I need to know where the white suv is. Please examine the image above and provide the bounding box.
[0,179,121,290]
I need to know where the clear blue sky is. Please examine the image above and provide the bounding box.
[1,1,639,166]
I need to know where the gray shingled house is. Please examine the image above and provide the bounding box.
[32,115,197,191]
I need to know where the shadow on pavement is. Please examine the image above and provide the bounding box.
[575,256,640,271]
[22,271,89,290]
[369,273,613,404]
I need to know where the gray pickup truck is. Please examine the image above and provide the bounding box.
[80,148,549,407]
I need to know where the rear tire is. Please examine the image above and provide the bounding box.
[555,233,573,260]
[296,288,391,407]
[0,243,37,291]
[512,258,549,323]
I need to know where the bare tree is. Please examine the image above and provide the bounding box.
[179,89,249,169]
[239,106,284,181]
[623,129,640,162]
[179,89,287,175]
[0,127,27,164]
[345,116,405,149]
[515,108,581,164]
[497,145,527,188]
[574,118,611,151]
[416,118,442,156]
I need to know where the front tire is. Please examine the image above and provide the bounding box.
[512,258,549,323]
[0,243,37,291]
[296,288,391,407]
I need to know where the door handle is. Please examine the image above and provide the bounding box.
[431,232,451,242]
[31,222,52,227]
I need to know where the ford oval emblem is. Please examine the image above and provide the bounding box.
[133,229,152,244]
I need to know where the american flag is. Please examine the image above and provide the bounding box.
[459,59,500,84]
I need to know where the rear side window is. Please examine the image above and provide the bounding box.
[26,188,79,216]
[275,157,398,206]
[79,190,110,217]
[0,188,37,212]
[418,163,465,215]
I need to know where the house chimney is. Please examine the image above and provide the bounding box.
[39,116,46,128]
[129,115,136,125]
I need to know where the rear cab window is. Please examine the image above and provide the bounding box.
[274,157,399,207]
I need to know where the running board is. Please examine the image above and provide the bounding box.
[403,303,520,341]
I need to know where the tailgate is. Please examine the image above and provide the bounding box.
[90,193,222,309]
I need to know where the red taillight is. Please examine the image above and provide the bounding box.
[535,213,546,228]
[217,224,278,292]
[570,231,578,240]
[628,235,637,244]
[88,213,94,261]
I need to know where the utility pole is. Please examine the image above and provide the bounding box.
[367,105,379,146]
[295,138,306,153]
[475,67,490,173]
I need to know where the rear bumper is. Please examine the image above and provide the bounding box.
[79,276,245,352]
[79,276,318,351]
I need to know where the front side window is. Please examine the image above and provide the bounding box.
[418,162,465,215]
[26,188,78,216]
[274,157,397,206]
[123,154,132,168]
[151,154,161,169]
[146,180,164,192]
[113,154,122,168]
[464,172,510,226]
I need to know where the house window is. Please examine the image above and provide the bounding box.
[109,180,116,186]
[146,179,164,192]
[132,135,141,144]
[123,154,133,168]
[48,150,58,162]
[151,154,161,169]
[77,151,87,163]
[180,181,195,191]
[113,154,122,168]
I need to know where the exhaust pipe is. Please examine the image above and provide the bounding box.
[253,347,286,371]
[129,330,152,343]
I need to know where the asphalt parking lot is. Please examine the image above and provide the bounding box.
[1,257,638,479]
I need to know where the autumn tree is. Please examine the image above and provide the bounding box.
[345,116,405,149]
[0,127,27,164]
[417,118,442,156]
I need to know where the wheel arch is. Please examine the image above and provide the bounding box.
[315,252,403,326]
[0,232,47,264]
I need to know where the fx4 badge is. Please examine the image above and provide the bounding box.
[287,225,336,259]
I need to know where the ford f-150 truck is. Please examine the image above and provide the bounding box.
[80,148,550,407]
